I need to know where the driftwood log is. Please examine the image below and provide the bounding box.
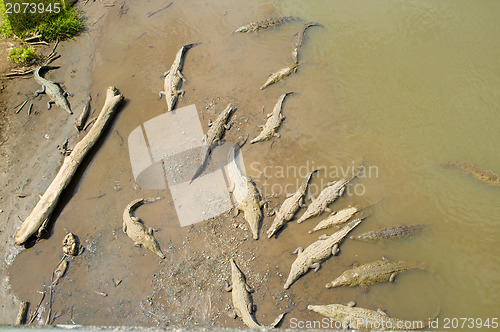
[15,87,124,245]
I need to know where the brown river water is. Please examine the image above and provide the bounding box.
[3,0,500,328]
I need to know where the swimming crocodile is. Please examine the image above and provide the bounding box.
[267,170,317,238]
[350,224,428,242]
[122,197,165,258]
[296,167,362,224]
[34,66,72,114]
[260,62,298,90]
[159,42,200,112]
[251,92,292,144]
[307,303,428,330]
[325,259,425,288]
[309,206,359,233]
[191,104,236,182]
[284,218,363,289]
[233,16,296,33]
[226,259,286,328]
[444,161,500,186]
[227,137,264,240]
[292,22,320,62]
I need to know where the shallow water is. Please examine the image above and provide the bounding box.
[7,0,500,327]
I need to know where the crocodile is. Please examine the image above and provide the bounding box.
[350,224,428,242]
[260,62,298,90]
[233,16,296,33]
[296,166,362,224]
[325,259,424,288]
[307,303,427,330]
[34,66,72,114]
[444,161,500,186]
[267,169,317,238]
[309,206,359,234]
[283,218,363,289]
[226,259,286,328]
[292,22,321,62]
[159,42,200,112]
[122,197,165,258]
[191,104,236,182]
[227,137,264,240]
[251,92,292,144]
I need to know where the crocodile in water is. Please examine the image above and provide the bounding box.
[267,169,317,238]
[260,62,298,90]
[350,224,428,242]
[159,42,200,112]
[251,92,292,144]
[284,218,363,289]
[233,16,296,33]
[444,160,500,186]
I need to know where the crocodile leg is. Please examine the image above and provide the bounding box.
[47,100,55,109]
[178,90,185,97]
[332,244,340,256]
[224,123,231,130]
[163,70,170,77]
[245,284,254,293]
[247,303,254,313]
[134,242,142,247]
[63,92,72,97]
[312,262,321,272]
[224,281,232,292]
[389,273,397,282]
[177,70,186,81]
[292,246,303,254]
[122,223,127,233]
[34,85,46,96]
[227,309,237,319]
[159,91,165,98]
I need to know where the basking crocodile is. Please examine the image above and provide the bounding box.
[159,42,200,112]
[296,167,362,224]
[309,206,359,233]
[284,218,363,289]
[233,16,296,33]
[227,138,264,240]
[292,22,321,62]
[307,303,428,330]
[350,224,428,242]
[191,104,236,182]
[325,259,425,288]
[122,197,165,258]
[226,259,286,328]
[267,169,317,238]
[251,92,292,144]
[444,161,500,186]
[260,62,298,90]
[34,66,72,114]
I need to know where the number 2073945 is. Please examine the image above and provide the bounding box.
[5,2,61,14]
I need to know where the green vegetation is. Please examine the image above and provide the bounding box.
[8,44,39,64]
[0,0,83,41]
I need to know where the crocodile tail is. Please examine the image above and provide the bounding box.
[268,312,287,328]
[184,42,202,50]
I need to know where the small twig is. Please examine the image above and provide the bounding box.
[45,54,61,65]
[24,34,42,42]
[91,14,105,26]
[28,291,45,325]
[28,103,33,115]
[147,1,173,17]
[94,290,107,297]
[28,41,50,46]
[16,100,28,114]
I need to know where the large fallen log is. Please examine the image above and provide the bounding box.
[15,87,124,245]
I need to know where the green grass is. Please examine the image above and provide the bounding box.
[0,0,83,41]
[8,44,39,64]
